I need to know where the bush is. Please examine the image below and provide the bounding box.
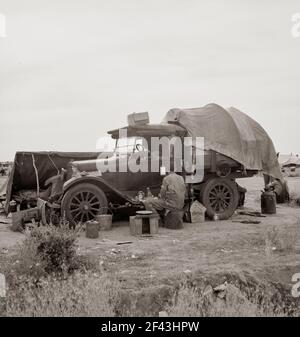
[10,223,82,280]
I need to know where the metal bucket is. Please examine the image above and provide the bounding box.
[96,214,113,231]
[86,220,99,239]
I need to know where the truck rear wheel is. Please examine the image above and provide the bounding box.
[61,183,108,227]
[200,178,239,220]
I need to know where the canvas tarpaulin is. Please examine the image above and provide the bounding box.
[4,151,100,213]
[162,103,283,181]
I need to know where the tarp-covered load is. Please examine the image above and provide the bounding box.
[163,103,283,181]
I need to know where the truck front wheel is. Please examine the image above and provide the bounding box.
[200,178,239,220]
[61,183,108,227]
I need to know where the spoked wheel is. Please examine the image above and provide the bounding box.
[200,178,239,220]
[61,183,108,227]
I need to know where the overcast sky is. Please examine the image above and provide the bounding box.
[0,0,299,161]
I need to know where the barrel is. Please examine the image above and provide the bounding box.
[261,191,277,214]
[85,221,99,239]
[96,214,113,231]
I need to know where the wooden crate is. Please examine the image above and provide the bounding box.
[127,112,149,126]
[129,215,159,236]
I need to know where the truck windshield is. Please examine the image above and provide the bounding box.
[115,137,145,154]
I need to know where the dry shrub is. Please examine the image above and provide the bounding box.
[6,271,120,317]
[166,285,211,317]
[289,191,300,206]
[166,283,287,317]
[167,284,263,317]
[10,223,82,280]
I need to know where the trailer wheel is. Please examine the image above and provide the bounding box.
[61,183,108,227]
[200,178,239,220]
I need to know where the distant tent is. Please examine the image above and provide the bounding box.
[278,154,294,166]
[282,156,299,167]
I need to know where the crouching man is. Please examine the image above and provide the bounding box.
[268,179,290,203]
[264,174,290,203]
[142,171,186,223]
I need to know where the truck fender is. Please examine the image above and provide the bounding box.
[62,176,138,205]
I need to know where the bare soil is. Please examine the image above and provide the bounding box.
[1,176,300,315]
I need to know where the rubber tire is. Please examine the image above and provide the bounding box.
[61,183,108,227]
[200,178,239,220]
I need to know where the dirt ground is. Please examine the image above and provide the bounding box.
[1,175,300,311]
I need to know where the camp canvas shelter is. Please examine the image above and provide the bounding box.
[282,156,300,177]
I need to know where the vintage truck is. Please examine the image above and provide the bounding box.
[60,124,257,226]
[5,104,283,225]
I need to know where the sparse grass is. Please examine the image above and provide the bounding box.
[1,221,124,317]
[167,283,263,317]
[264,236,274,259]
[264,223,299,256]
[2,258,300,317]
[6,270,120,317]
[166,281,292,317]
[289,191,300,207]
